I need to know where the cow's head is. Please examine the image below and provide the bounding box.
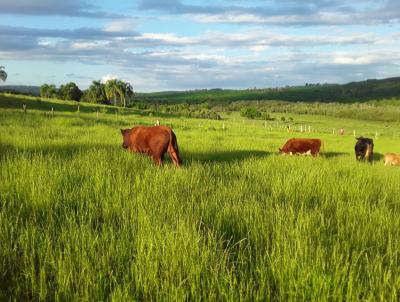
[120,128,130,149]
[278,148,287,155]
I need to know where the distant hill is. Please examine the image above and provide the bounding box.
[2,77,400,104]
[136,77,400,104]
[0,85,40,96]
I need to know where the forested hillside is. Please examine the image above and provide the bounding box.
[136,77,400,104]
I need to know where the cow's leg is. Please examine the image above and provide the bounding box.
[152,154,163,166]
[169,150,181,167]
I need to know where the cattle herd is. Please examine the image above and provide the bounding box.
[120,125,400,167]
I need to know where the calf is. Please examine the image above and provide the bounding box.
[384,153,400,166]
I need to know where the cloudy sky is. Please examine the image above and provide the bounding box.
[0,0,399,91]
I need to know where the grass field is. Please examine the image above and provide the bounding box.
[1,94,400,301]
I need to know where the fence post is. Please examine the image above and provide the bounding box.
[51,107,54,118]
[77,104,80,117]
[23,103,27,113]
[96,110,99,120]
[222,122,225,130]
[353,130,356,137]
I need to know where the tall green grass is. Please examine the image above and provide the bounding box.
[1,95,400,300]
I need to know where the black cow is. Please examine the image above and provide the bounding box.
[355,137,374,162]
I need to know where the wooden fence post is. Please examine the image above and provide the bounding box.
[96,110,99,120]
[77,104,80,117]
[353,130,356,137]
[23,103,27,113]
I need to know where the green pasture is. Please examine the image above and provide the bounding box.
[1,94,400,301]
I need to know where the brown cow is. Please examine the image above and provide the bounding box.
[121,126,182,166]
[279,138,322,157]
[384,153,400,166]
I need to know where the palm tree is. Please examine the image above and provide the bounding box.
[123,81,133,108]
[105,79,121,106]
[0,66,7,82]
[92,80,106,100]
[88,80,106,103]
[116,80,133,108]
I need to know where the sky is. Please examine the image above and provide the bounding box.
[0,0,399,91]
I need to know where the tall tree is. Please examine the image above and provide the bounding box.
[123,81,133,107]
[105,79,121,106]
[116,80,134,108]
[58,82,83,101]
[0,66,7,82]
[40,83,57,98]
[81,80,107,103]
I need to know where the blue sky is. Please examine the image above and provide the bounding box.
[0,0,399,91]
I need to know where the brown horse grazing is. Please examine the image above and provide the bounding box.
[121,126,182,166]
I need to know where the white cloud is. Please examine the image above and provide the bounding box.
[134,33,197,45]
[104,19,137,33]
[249,45,267,52]
[332,54,380,65]
[101,74,118,83]
[71,41,109,50]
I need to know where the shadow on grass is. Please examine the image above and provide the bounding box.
[184,150,270,165]
[0,142,118,160]
[0,142,15,156]
[373,152,384,161]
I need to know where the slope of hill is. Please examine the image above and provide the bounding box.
[136,77,400,104]
[0,85,40,96]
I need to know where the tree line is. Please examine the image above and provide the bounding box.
[136,77,400,104]
[40,79,133,107]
